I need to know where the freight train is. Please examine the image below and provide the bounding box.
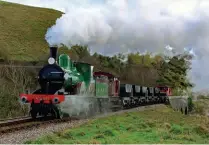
[19,46,172,119]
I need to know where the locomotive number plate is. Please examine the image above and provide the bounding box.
[35,97,50,101]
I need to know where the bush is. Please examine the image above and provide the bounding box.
[193,100,209,115]
[169,124,184,134]
[0,64,37,119]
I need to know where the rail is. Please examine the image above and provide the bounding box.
[0,116,79,134]
[0,116,29,122]
[0,116,32,127]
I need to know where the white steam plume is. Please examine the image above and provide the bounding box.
[3,0,209,91]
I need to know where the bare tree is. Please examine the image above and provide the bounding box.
[0,61,38,118]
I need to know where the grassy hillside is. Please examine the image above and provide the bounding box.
[0,1,62,61]
[26,105,209,144]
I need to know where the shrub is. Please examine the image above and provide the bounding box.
[169,124,184,134]
[0,65,37,119]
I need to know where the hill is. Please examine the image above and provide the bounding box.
[0,1,62,61]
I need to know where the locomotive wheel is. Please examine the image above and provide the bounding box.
[30,102,38,119]
[51,109,57,119]
[30,109,37,119]
[41,105,49,118]
[51,106,63,119]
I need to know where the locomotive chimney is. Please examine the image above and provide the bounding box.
[50,46,58,60]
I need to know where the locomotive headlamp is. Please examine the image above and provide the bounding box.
[21,96,27,103]
[53,97,59,104]
[48,57,55,65]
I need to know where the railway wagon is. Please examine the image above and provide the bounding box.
[19,46,172,119]
[119,84,170,108]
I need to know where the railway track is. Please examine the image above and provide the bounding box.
[0,103,165,135]
[0,116,79,135]
[0,116,33,128]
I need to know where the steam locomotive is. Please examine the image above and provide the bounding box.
[20,46,172,119]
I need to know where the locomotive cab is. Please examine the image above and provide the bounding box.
[93,71,121,111]
[93,71,120,97]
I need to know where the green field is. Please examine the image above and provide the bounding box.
[26,105,209,144]
[0,1,62,61]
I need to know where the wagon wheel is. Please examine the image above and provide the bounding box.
[165,96,170,105]
[145,90,149,103]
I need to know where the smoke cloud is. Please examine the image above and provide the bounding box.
[3,0,209,91]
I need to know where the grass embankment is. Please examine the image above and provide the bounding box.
[26,105,209,144]
[0,1,62,61]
